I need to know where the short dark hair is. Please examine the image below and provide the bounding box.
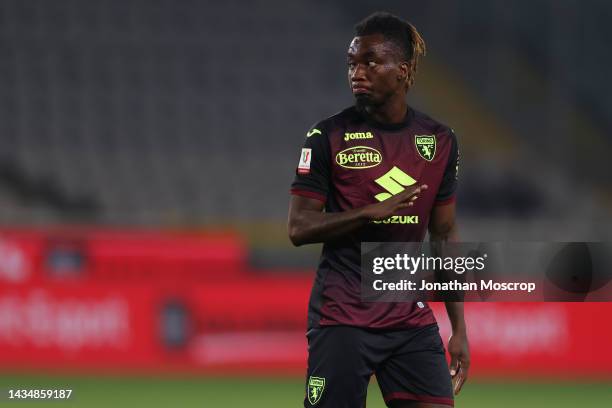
[355,11,426,87]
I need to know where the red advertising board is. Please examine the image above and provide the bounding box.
[0,228,611,378]
[0,228,247,285]
[1,282,611,378]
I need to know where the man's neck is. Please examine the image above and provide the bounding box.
[363,98,408,125]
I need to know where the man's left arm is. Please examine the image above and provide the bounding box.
[429,202,470,395]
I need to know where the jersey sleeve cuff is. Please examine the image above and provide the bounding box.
[434,195,456,206]
[290,188,327,203]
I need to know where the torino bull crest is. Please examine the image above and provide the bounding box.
[307,376,326,405]
[415,135,436,161]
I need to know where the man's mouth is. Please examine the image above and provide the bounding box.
[352,85,371,95]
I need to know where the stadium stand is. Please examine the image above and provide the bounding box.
[0,0,610,236]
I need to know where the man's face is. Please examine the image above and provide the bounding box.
[347,34,408,108]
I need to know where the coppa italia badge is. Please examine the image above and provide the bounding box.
[298,148,312,174]
[335,146,382,169]
[415,135,436,161]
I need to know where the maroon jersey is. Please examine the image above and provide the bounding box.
[291,106,459,329]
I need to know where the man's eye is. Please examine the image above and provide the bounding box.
[368,61,377,67]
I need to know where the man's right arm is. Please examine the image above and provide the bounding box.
[287,185,426,246]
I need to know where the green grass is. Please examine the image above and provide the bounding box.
[0,374,610,407]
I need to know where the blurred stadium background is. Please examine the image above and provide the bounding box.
[0,0,611,407]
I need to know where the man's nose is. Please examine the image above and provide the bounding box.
[351,64,367,81]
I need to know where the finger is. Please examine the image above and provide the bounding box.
[408,187,421,197]
[460,361,469,382]
[396,183,428,203]
[406,184,428,199]
[451,370,459,394]
[397,191,419,204]
[399,186,421,198]
[449,356,459,376]
[453,368,467,395]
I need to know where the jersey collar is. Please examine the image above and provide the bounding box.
[354,106,414,131]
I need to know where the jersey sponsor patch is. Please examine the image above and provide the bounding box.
[374,166,417,202]
[298,148,312,174]
[335,146,382,169]
[455,148,460,179]
[372,215,419,224]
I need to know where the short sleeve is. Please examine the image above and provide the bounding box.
[290,124,331,203]
[435,130,459,205]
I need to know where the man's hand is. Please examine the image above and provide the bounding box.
[447,330,470,395]
[361,184,428,221]
[288,184,427,246]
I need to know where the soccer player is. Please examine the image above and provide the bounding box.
[288,12,469,408]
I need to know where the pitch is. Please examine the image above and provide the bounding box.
[0,374,610,407]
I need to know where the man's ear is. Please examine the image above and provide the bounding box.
[399,61,410,82]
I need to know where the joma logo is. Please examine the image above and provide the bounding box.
[344,131,374,142]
